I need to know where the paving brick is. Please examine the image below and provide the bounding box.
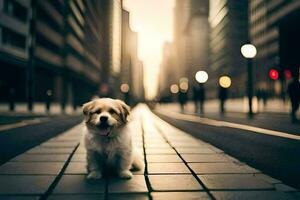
[144,139,166,144]
[145,143,170,149]
[49,137,81,142]
[145,148,176,155]
[41,141,78,148]
[26,147,75,154]
[146,155,182,163]
[0,175,54,195]
[181,154,235,163]
[170,142,208,148]
[108,175,148,193]
[64,161,144,175]
[274,183,298,192]
[175,147,217,154]
[48,194,104,200]
[64,162,87,174]
[148,163,190,174]
[75,146,87,154]
[198,174,273,190]
[144,137,165,142]
[212,191,300,200]
[108,194,149,200]
[71,154,86,162]
[0,162,65,175]
[149,175,202,191]
[210,147,224,153]
[253,174,281,184]
[189,163,259,174]
[151,192,210,200]
[11,154,70,162]
[53,175,105,194]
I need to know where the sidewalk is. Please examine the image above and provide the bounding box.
[0,103,80,115]
[158,98,292,114]
[0,104,298,200]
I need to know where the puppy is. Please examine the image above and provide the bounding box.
[82,98,142,180]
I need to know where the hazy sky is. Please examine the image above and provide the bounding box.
[123,0,175,99]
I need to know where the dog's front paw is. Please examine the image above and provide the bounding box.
[87,170,102,180]
[118,170,133,179]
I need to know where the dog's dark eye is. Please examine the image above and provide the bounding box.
[95,109,101,114]
[109,109,116,114]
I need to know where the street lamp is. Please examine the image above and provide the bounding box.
[241,44,257,58]
[179,77,189,92]
[241,43,257,117]
[219,76,231,88]
[170,84,179,94]
[120,83,130,104]
[195,71,208,84]
[195,70,208,114]
[120,83,130,93]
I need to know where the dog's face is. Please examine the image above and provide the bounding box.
[83,98,130,136]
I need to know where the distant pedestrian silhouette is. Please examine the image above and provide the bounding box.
[287,77,300,123]
[256,89,268,111]
[178,90,188,112]
[218,86,228,114]
[193,85,205,114]
[9,88,15,111]
[45,89,53,112]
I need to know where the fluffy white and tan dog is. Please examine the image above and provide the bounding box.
[82,98,142,180]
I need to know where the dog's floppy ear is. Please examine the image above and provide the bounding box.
[82,101,94,122]
[115,99,130,123]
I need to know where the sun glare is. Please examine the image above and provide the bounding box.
[123,0,175,99]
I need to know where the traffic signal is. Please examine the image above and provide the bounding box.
[269,69,279,80]
[284,69,292,79]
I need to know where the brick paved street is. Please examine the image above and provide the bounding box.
[0,105,299,200]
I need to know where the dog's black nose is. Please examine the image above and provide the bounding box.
[100,116,108,122]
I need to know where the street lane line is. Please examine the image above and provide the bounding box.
[0,118,47,132]
[156,110,300,141]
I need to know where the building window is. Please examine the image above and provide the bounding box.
[2,27,26,51]
[3,0,28,23]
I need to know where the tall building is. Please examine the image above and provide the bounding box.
[184,0,209,87]
[0,0,31,104]
[158,42,175,100]
[121,9,132,90]
[0,0,122,111]
[121,9,144,102]
[249,0,300,97]
[208,0,248,98]
[172,0,191,84]
[159,0,209,100]
[108,0,122,92]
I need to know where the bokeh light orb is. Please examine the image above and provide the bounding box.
[195,71,208,83]
[219,76,232,88]
[269,69,279,80]
[241,44,257,58]
[284,70,292,79]
[179,82,189,91]
[120,83,130,93]
[170,84,179,94]
[179,77,189,83]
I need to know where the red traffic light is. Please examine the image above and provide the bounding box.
[284,69,292,79]
[269,69,279,80]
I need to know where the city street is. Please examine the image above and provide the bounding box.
[0,105,299,200]
[1,0,300,199]
[0,114,82,165]
[155,103,300,190]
